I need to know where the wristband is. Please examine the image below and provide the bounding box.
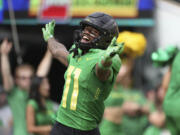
[49,35,53,39]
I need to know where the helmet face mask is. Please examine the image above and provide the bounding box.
[73,12,119,52]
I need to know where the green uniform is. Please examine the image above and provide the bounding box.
[28,99,56,127]
[100,119,125,135]
[122,115,148,135]
[7,86,29,135]
[104,86,124,107]
[143,125,171,135]
[163,52,180,135]
[100,86,150,135]
[100,87,125,135]
[56,48,121,131]
[121,89,149,135]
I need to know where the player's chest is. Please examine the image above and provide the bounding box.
[64,64,91,86]
[66,57,98,80]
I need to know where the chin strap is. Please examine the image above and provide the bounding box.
[70,42,91,58]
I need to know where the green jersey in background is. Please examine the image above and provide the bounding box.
[100,86,150,135]
[121,88,149,135]
[143,125,171,135]
[28,99,56,127]
[163,52,180,135]
[7,86,29,135]
[56,48,121,131]
[100,87,125,135]
[100,119,125,135]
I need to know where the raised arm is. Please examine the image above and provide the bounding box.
[0,39,14,92]
[96,37,124,81]
[42,20,69,67]
[36,49,52,77]
[47,38,69,66]
[160,67,171,93]
[157,67,171,103]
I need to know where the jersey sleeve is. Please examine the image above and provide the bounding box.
[28,99,38,111]
[107,55,121,81]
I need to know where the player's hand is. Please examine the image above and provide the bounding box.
[103,37,124,62]
[0,39,12,55]
[151,46,178,67]
[42,20,55,42]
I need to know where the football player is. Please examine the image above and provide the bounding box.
[151,46,179,135]
[42,12,124,135]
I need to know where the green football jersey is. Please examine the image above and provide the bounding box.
[121,89,149,135]
[100,87,125,135]
[100,119,125,135]
[100,86,150,135]
[163,52,180,134]
[7,87,29,135]
[143,126,163,135]
[104,86,125,107]
[28,99,56,126]
[56,48,121,131]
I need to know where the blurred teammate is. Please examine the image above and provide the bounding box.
[143,86,168,135]
[149,46,179,135]
[0,39,52,135]
[100,31,150,135]
[42,12,124,135]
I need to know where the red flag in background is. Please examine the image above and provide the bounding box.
[39,0,70,20]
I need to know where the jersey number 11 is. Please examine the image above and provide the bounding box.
[62,66,82,111]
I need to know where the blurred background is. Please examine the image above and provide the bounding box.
[0,0,180,134]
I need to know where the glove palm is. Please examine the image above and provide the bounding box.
[42,20,55,42]
[103,37,124,62]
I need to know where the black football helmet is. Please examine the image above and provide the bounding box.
[73,12,119,52]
